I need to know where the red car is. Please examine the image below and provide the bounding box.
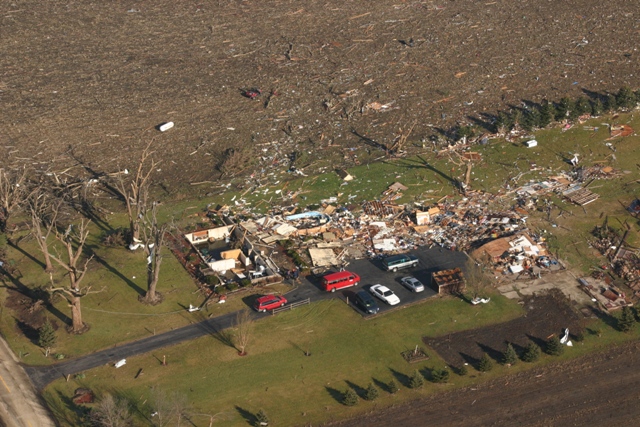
[254,295,287,312]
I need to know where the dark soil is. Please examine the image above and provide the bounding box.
[1,1,638,195]
[425,290,583,367]
[331,341,640,427]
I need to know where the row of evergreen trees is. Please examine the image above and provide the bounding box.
[455,86,640,139]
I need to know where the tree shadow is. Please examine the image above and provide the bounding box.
[235,406,257,426]
[459,351,479,367]
[351,129,389,154]
[525,333,547,350]
[467,112,498,133]
[14,317,40,345]
[372,377,391,394]
[324,386,344,404]
[389,368,410,388]
[477,342,502,363]
[0,266,71,327]
[91,253,145,296]
[7,239,46,270]
[54,390,91,426]
[345,380,366,398]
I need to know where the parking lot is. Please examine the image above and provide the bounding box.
[283,246,469,316]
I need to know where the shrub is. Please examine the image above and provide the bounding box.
[457,364,468,376]
[388,379,399,394]
[101,228,128,247]
[365,383,379,401]
[54,353,65,360]
[226,282,238,292]
[545,336,564,356]
[573,329,585,342]
[342,389,358,406]
[408,370,424,389]
[204,275,220,286]
[240,278,252,288]
[74,373,86,380]
[430,368,449,383]
[521,343,541,362]
[502,343,518,365]
[477,353,493,372]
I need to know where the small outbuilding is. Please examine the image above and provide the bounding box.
[432,268,466,295]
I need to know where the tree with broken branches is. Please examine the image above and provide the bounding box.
[48,219,101,333]
[28,192,61,273]
[113,141,158,246]
[139,202,168,305]
[0,166,30,233]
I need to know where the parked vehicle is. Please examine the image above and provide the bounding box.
[321,271,360,292]
[353,290,380,314]
[369,284,400,305]
[382,254,419,272]
[400,276,425,292]
[254,295,287,312]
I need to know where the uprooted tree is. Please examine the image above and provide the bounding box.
[48,219,102,334]
[28,192,61,273]
[0,166,30,233]
[113,140,158,247]
[139,202,168,305]
[464,256,492,299]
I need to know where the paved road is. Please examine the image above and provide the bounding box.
[26,247,467,390]
[0,337,56,427]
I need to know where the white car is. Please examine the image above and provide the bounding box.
[400,276,425,293]
[369,284,400,306]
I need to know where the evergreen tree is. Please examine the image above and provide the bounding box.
[616,86,636,110]
[574,97,591,116]
[617,306,636,332]
[521,108,540,131]
[477,353,493,372]
[502,343,518,365]
[590,98,603,116]
[555,97,574,121]
[538,101,555,127]
[430,368,450,383]
[457,364,468,376]
[603,93,617,112]
[408,370,424,389]
[342,389,358,406]
[365,383,379,401]
[38,319,57,357]
[255,409,269,426]
[387,379,399,394]
[521,343,541,362]
[495,111,514,133]
[545,336,564,356]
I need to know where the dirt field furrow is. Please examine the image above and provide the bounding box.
[333,342,640,427]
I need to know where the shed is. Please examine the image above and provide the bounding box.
[432,268,465,295]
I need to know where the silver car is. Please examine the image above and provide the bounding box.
[400,276,425,292]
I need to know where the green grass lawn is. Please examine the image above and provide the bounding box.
[41,293,640,426]
[43,294,526,425]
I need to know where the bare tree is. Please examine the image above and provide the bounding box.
[0,166,29,233]
[90,393,132,427]
[113,141,158,246]
[235,309,253,356]
[47,219,100,333]
[28,193,61,273]
[465,256,492,299]
[140,203,167,305]
[150,388,191,427]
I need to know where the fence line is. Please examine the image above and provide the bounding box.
[272,298,311,314]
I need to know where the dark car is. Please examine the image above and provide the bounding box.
[353,290,380,315]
